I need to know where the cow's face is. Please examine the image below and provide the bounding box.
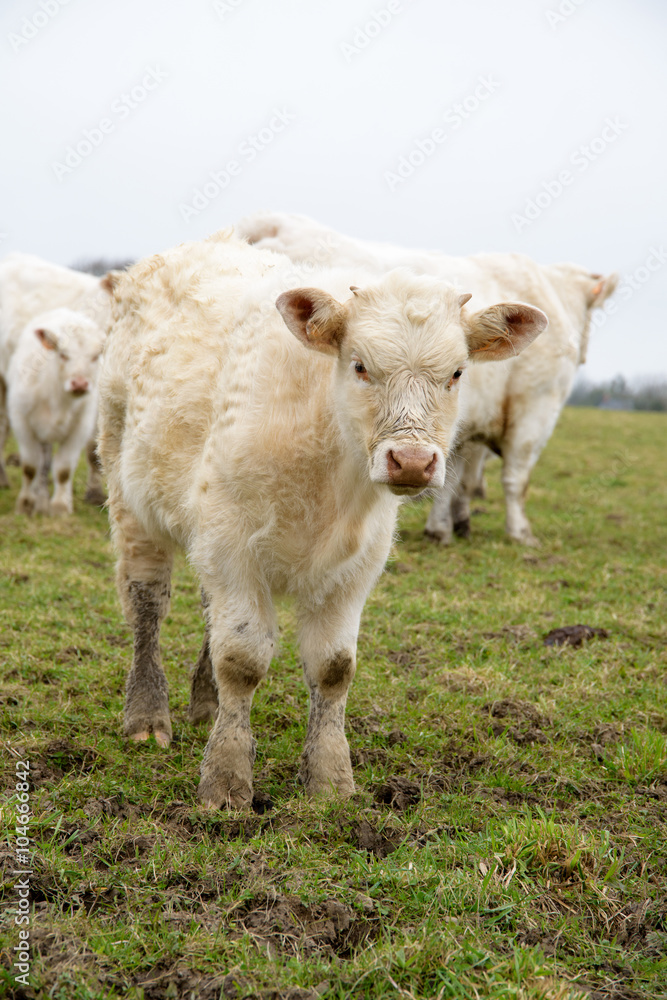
[34,308,106,397]
[277,271,547,495]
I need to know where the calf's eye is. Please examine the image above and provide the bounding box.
[453,369,462,379]
[354,361,370,382]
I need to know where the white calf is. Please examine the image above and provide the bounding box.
[8,308,105,515]
[98,231,546,808]
[0,252,112,501]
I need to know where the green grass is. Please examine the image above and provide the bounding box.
[1,407,666,999]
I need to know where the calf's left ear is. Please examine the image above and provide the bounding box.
[276,288,347,355]
[35,327,58,351]
[465,302,548,362]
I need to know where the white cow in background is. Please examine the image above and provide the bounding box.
[0,252,113,504]
[98,231,546,808]
[7,307,105,515]
[236,210,618,545]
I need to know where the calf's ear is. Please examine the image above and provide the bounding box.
[588,272,618,307]
[276,288,347,355]
[35,327,58,351]
[464,301,548,362]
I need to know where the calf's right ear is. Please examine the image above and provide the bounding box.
[35,327,58,351]
[464,301,548,362]
[276,288,347,355]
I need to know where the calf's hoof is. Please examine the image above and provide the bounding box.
[509,530,540,547]
[125,710,172,748]
[423,527,452,546]
[199,732,255,809]
[188,699,218,725]
[198,768,253,810]
[15,495,35,516]
[453,517,471,539]
[84,486,107,506]
[299,741,355,799]
[49,500,72,517]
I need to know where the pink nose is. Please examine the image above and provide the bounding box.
[69,376,89,394]
[386,447,437,487]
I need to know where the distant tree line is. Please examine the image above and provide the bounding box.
[568,375,667,412]
[71,257,134,276]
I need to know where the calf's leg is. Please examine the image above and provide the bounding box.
[0,378,9,489]
[50,438,84,516]
[188,591,219,724]
[198,589,276,809]
[84,436,107,506]
[14,427,44,516]
[111,502,174,746]
[297,589,369,798]
[424,451,464,545]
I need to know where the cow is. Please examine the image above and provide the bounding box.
[98,230,547,809]
[6,307,105,515]
[236,211,617,545]
[0,252,113,504]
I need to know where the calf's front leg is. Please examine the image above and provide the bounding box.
[297,589,369,798]
[198,591,275,810]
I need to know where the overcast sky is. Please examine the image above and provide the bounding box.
[1,0,665,381]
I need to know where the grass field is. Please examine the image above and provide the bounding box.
[1,407,666,1000]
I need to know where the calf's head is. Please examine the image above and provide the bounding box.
[277,271,547,495]
[33,308,106,397]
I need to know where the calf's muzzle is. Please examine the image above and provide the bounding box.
[386,447,438,488]
[68,376,90,396]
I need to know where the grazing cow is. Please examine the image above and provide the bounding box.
[7,307,105,515]
[237,211,617,545]
[98,231,546,808]
[0,252,112,503]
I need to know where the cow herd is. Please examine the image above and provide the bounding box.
[0,215,618,808]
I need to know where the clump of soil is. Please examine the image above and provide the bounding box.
[236,893,377,957]
[483,699,550,745]
[374,776,421,811]
[543,625,609,647]
[351,818,402,857]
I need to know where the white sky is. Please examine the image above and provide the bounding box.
[1,0,665,381]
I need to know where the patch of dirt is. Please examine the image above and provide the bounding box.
[350,818,402,857]
[83,794,136,820]
[55,646,95,663]
[482,699,550,745]
[15,739,101,789]
[374,776,421,811]
[515,928,559,955]
[237,893,377,958]
[609,897,667,952]
[543,625,609,647]
[387,645,432,670]
[483,624,535,643]
[105,633,130,647]
[437,669,488,694]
